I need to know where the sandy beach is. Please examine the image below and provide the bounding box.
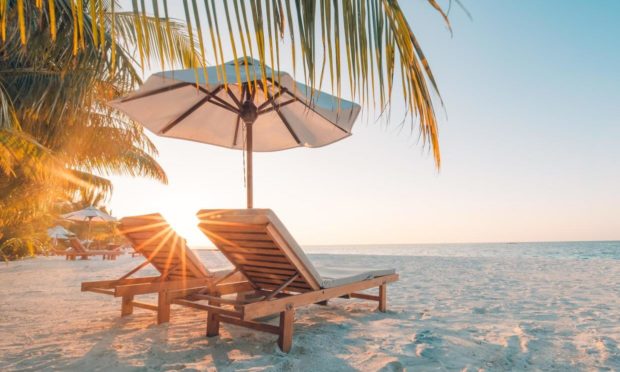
[1,251,619,371]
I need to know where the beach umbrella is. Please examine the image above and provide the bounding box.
[109,58,361,208]
[61,206,116,247]
[47,225,75,247]
[47,225,75,239]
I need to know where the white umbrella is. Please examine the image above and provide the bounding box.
[109,58,361,208]
[47,225,75,248]
[47,225,75,239]
[62,206,116,247]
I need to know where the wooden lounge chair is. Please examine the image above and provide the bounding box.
[195,209,399,352]
[65,238,122,260]
[81,213,251,323]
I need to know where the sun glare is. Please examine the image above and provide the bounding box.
[159,207,211,248]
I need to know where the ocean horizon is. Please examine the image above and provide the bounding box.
[193,240,620,260]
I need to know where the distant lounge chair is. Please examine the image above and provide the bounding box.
[195,209,399,352]
[81,214,251,323]
[66,238,121,260]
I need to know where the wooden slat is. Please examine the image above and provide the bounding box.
[114,277,211,297]
[213,269,240,286]
[232,259,295,270]
[172,299,242,318]
[350,292,380,301]
[150,256,206,280]
[132,301,158,311]
[190,294,245,305]
[149,256,181,265]
[254,282,311,292]
[120,214,210,280]
[85,288,115,295]
[167,273,197,280]
[242,274,399,320]
[245,276,309,287]
[244,271,301,281]
[265,224,321,291]
[219,241,279,249]
[265,273,300,300]
[215,281,254,295]
[242,267,297,276]
[215,232,273,241]
[142,259,179,269]
[81,276,161,290]
[220,246,282,255]
[148,261,183,271]
[216,315,280,335]
[253,278,310,288]
[168,281,253,299]
[221,252,290,263]
[167,274,202,281]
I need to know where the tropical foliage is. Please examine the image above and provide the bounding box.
[0,0,457,259]
[0,0,196,260]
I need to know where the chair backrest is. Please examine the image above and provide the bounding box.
[69,238,87,253]
[197,209,322,293]
[120,214,210,280]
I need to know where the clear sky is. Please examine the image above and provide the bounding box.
[109,1,620,246]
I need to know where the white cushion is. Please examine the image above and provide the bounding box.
[315,266,396,288]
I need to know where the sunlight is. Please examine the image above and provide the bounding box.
[159,207,211,248]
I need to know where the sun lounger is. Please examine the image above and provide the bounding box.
[81,213,251,323]
[65,238,121,260]
[195,209,399,352]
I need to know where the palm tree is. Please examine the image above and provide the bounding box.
[1,0,457,167]
[0,0,197,258]
[0,0,458,259]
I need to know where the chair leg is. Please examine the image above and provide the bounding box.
[378,284,387,312]
[157,291,170,324]
[278,307,295,353]
[121,295,134,316]
[206,312,220,337]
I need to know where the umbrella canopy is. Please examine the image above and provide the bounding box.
[61,206,116,222]
[109,58,361,207]
[47,225,75,239]
[61,206,115,248]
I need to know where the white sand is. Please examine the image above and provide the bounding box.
[1,253,619,371]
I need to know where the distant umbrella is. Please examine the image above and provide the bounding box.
[61,206,116,223]
[62,206,116,247]
[109,58,361,208]
[47,225,75,239]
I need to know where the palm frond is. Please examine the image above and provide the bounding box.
[112,11,200,69]
[2,0,460,167]
[0,129,48,178]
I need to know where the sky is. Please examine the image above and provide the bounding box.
[108,1,620,246]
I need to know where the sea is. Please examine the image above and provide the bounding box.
[195,240,620,262]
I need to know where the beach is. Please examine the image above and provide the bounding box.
[1,245,619,371]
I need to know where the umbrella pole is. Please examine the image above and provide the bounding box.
[246,122,253,208]
[87,218,92,249]
[241,98,258,209]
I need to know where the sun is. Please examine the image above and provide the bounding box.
[159,207,211,248]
